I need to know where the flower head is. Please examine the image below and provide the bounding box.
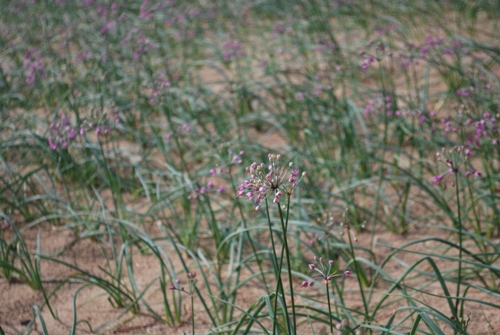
[169,272,197,294]
[432,146,481,187]
[301,256,351,288]
[431,175,444,185]
[236,154,306,209]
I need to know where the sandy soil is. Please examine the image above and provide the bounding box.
[1,217,500,335]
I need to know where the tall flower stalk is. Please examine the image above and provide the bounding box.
[301,256,351,334]
[432,146,481,323]
[169,272,198,335]
[237,154,306,335]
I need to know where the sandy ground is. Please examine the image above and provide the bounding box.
[1,217,500,335]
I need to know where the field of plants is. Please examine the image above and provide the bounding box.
[1,0,500,334]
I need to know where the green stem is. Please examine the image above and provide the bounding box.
[326,281,333,334]
[454,171,463,321]
[265,199,289,335]
[347,228,369,325]
[229,171,270,293]
[191,293,195,335]
[277,196,296,335]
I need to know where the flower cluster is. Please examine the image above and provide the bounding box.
[222,39,245,62]
[300,256,351,288]
[236,154,306,211]
[120,28,158,62]
[48,113,79,150]
[187,149,243,200]
[187,180,226,200]
[96,2,120,34]
[47,111,120,150]
[269,20,293,39]
[169,271,197,294]
[89,112,121,136]
[361,55,375,71]
[164,6,217,42]
[229,149,243,164]
[314,36,338,53]
[74,51,93,65]
[431,146,481,187]
[294,92,305,100]
[361,92,443,130]
[449,110,499,148]
[139,0,155,20]
[363,94,394,116]
[24,48,46,85]
[164,123,191,140]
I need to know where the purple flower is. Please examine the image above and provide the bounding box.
[294,92,304,100]
[236,154,305,209]
[233,155,242,164]
[24,48,46,85]
[306,256,349,285]
[47,113,86,150]
[222,40,245,61]
[432,175,444,185]
[48,138,58,150]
